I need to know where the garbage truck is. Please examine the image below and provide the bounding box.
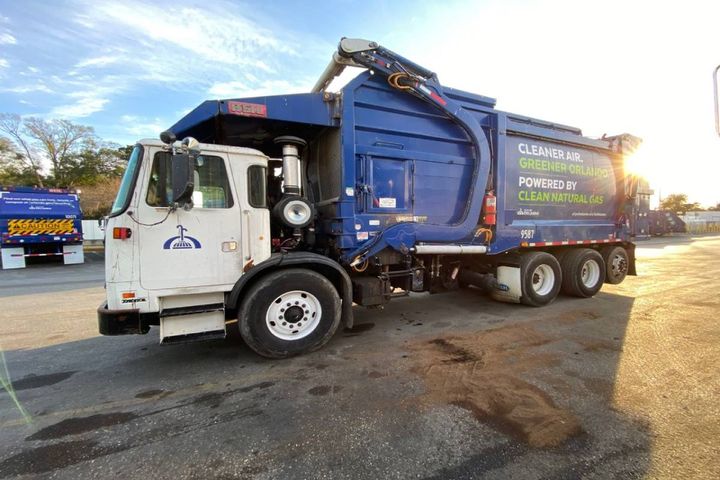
[98,38,640,358]
[0,186,84,269]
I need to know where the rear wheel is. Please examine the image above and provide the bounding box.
[560,248,605,297]
[239,269,341,358]
[601,246,629,284]
[519,252,562,307]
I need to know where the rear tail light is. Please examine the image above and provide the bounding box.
[113,227,132,240]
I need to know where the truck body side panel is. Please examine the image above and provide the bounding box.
[170,72,630,259]
[492,134,622,253]
[337,75,481,250]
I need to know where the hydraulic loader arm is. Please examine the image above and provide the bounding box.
[317,38,492,266]
[312,38,436,93]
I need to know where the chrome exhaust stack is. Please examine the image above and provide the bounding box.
[273,136,314,229]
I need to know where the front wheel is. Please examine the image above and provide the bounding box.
[239,269,341,358]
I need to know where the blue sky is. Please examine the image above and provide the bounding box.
[1,0,719,205]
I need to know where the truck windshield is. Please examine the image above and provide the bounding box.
[110,144,143,216]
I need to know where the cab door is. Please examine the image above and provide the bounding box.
[137,148,244,291]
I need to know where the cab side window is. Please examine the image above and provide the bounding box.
[247,165,267,208]
[146,152,234,209]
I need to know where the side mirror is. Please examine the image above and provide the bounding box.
[171,153,194,205]
[160,130,177,144]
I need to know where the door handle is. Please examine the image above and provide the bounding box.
[242,210,252,260]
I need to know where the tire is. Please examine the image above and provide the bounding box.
[238,269,341,358]
[553,249,568,265]
[600,246,629,284]
[519,251,562,307]
[560,248,605,297]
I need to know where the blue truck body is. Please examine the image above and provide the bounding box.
[0,186,84,268]
[171,71,633,259]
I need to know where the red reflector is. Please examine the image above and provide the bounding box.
[113,227,132,240]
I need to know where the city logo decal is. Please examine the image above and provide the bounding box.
[163,225,202,250]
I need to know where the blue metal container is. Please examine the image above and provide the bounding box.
[0,186,84,247]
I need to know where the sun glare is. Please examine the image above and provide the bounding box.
[623,144,649,178]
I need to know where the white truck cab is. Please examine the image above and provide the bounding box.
[100,139,271,343]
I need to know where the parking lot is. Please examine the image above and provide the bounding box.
[0,236,718,479]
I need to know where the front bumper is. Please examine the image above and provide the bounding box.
[97,301,155,335]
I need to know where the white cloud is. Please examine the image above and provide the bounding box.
[208,79,306,99]
[3,83,53,93]
[89,2,296,68]
[51,90,110,118]
[19,66,41,76]
[122,118,165,137]
[0,32,15,45]
[207,81,248,97]
[73,13,95,29]
[75,55,118,68]
[26,0,323,122]
[76,0,307,86]
[0,1,323,134]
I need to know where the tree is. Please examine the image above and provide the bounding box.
[79,177,123,218]
[0,113,131,215]
[52,142,127,186]
[0,138,41,186]
[0,114,97,187]
[22,117,95,187]
[0,114,45,186]
[659,193,703,214]
[708,203,720,212]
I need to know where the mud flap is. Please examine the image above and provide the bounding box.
[63,244,84,264]
[1,247,25,269]
[626,243,637,276]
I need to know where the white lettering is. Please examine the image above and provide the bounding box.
[518,176,565,190]
[518,142,584,163]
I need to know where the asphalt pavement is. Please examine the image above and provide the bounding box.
[0,236,718,479]
[0,251,104,298]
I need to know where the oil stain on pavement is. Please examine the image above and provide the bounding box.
[9,371,76,391]
[410,324,583,448]
[25,412,138,441]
